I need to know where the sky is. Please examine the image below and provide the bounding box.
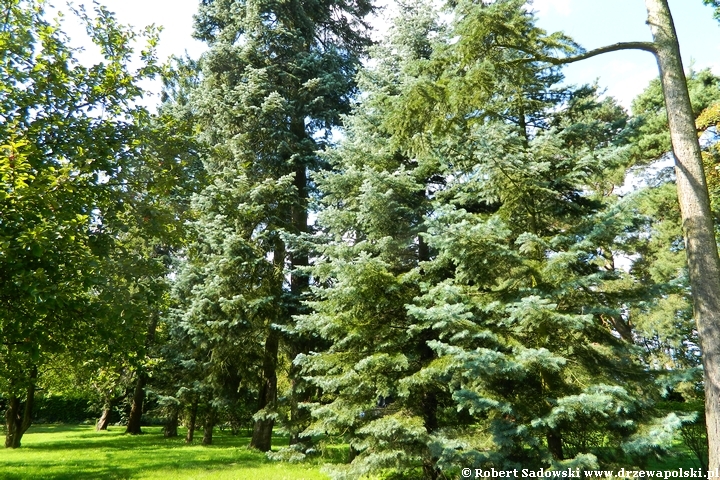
[532,0,720,108]
[51,0,720,111]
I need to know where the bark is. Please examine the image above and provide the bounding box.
[420,358,439,480]
[251,231,288,451]
[5,396,21,449]
[125,373,147,435]
[645,0,720,470]
[605,314,634,343]
[547,431,564,460]
[96,392,118,431]
[348,442,360,463]
[4,366,37,448]
[202,408,216,445]
[418,233,439,480]
[421,388,440,480]
[287,124,312,447]
[288,348,307,446]
[185,400,198,443]
[96,405,112,431]
[534,41,656,65]
[164,406,179,438]
[125,314,158,435]
[250,328,279,452]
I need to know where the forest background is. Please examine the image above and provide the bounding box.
[2,0,720,479]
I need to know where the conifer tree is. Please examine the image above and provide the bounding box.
[298,2,681,478]
[181,0,373,451]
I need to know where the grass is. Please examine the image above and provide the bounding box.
[1,425,703,480]
[0,425,331,480]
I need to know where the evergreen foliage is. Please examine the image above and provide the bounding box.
[296,2,696,478]
[169,0,374,452]
[2,0,715,472]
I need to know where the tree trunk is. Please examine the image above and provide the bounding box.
[125,373,147,435]
[250,329,279,452]
[645,0,720,471]
[125,314,158,435]
[164,406,179,438]
[202,408,216,445]
[185,400,198,443]
[287,153,312,446]
[418,234,439,480]
[96,393,115,431]
[96,406,112,431]
[420,353,439,480]
[5,396,21,448]
[421,388,439,480]
[4,367,37,448]
[547,431,564,460]
[348,442,360,463]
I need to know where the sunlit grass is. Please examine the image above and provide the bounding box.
[0,425,330,480]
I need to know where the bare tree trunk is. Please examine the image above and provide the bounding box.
[547,431,564,461]
[96,392,116,431]
[645,0,720,471]
[288,160,311,447]
[250,236,285,452]
[125,373,147,435]
[202,407,216,445]
[418,234,439,480]
[4,366,37,448]
[164,405,179,438]
[125,314,158,435]
[5,396,21,448]
[250,329,278,452]
[96,406,112,431]
[185,400,198,443]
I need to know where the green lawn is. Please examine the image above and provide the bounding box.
[0,425,330,480]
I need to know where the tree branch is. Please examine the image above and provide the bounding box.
[539,41,657,65]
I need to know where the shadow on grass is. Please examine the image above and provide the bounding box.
[0,425,311,480]
[1,454,271,480]
[21,426,256,451]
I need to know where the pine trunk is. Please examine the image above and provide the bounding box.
[202,408,215,445]
[421,389,439,480]
[250,329,279,452]
[419,234,439,480]
[348,442,360,463]
[287,130,311,446]
[645,0,720,470]
[185,400,198,443]
[164,406,179,438]
[547,431,564,460]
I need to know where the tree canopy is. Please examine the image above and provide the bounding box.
[3,0,720,477]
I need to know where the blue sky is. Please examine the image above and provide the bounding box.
[55,0,719,110]
[533,0,720,108]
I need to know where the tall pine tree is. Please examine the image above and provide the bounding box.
[179,0,373,451]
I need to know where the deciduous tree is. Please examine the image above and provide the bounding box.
[0,0,159,447]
